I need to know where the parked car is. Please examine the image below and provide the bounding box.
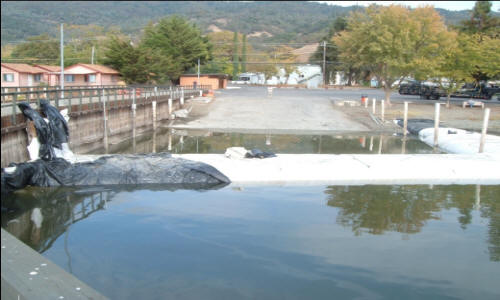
[398,80,422,95]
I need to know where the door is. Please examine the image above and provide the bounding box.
[27,74,33,87]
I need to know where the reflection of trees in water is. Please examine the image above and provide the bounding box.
[325,185,441,235]
[1,187,111,253]
[324,185,500,261]
[477,190,500,262]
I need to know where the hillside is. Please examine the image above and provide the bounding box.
[1,1,479,46]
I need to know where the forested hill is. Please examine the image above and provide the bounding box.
[1,1,480,44]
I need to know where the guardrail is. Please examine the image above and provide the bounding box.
[1,85,127,94]
[1,84,210,126]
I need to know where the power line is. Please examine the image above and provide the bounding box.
[211,42,336,48]
[1,36,103,45]
[206,61,341,65]
[1,57,90,62]
[217,51,318,57]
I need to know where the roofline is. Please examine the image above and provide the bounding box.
[33,64,60,72]
[181,73,230,77]
[66,63,119,74]
[1,63,45,74]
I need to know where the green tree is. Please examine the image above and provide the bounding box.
[310,17,348,84]
[232,31,239,80]
[10,34,59,64]
[431,33,476,107]
[241,34,247,73]
[457,1,500,84]
[141,16,211,81]
[334,5,455,105]
[459,1,500,39]
[102,35,149,83]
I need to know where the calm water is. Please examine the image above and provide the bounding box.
[88,129,439,155]
[2,184,499,299]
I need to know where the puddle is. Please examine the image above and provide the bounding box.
[87,129,439,155]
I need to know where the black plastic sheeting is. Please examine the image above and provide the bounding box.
[1,153,231,195]
[395,118,440,135]
[40,99,69,147]
[245,148,277,159]
[18,102,56,160]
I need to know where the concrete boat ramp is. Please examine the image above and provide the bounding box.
[173,153,500,185]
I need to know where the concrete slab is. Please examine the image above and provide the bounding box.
[1,229,108,300]
[173,153,500,185]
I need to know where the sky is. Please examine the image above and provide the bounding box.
[315,1,500,12]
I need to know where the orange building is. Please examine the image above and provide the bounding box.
[179,74,229,90]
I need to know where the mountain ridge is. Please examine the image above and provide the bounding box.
[1,1,483,45]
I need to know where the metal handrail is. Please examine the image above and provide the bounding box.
[1,85,211,126]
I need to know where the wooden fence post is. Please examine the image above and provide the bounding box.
[479,108,490,153]
[434,103,440,147]
[103,91,109,153]
[152,101,157,130]
[381,100,385,122]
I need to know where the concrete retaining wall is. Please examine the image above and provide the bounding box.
[1,94,185,167]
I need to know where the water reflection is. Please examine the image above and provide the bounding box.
[1,184,228,253]
[1,187,110,252]
[1,184,499,299]
[89,130,437,155]
[325,185,500,261]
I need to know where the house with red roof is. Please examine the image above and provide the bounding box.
[1,63,122,88]
[1,63,46,87]
[61,63,122,86]
[34,64,61,86]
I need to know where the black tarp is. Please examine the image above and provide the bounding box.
[40,99,69,147]
[245,148,276,159]
[1,153,230,195]
[18,102,56,160]
[396,118,440,135]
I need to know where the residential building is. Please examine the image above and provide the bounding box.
[179,74,229,90]
[1,63,46,87]
[1,63,122,88]
[34,64,61,86]
[59,63,122,86]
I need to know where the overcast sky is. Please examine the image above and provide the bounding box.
[314,1,500,12]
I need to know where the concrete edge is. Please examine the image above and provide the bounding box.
[1,228,108,300]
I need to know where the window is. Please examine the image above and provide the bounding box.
[111,75,117,82]
[84,74,96,83]
[34,74,42,82]
[65,75,75,82]
[3,73,14,82]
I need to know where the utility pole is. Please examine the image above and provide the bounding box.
[60,23,64,98]
[197,58,200,84]
[91,46,95,64]
[322,41,327,88]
